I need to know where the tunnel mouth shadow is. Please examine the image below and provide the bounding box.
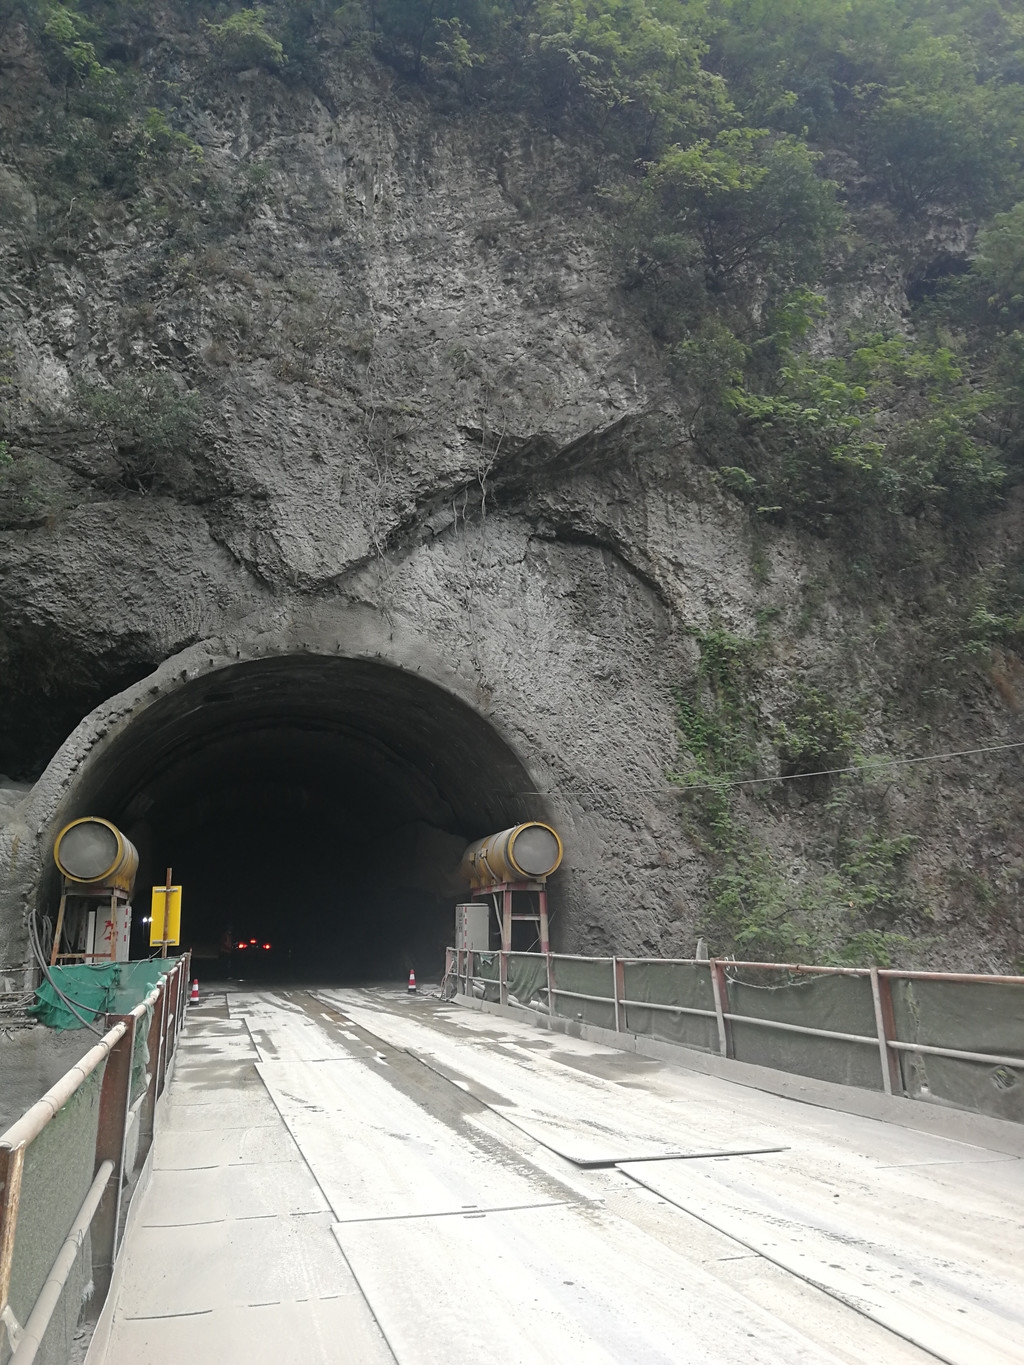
[45,654,546,983]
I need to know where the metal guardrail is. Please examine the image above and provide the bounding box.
[0,954,190,1364]
[445,948,1024,1108]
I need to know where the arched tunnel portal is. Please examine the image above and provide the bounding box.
[42,654,546,982]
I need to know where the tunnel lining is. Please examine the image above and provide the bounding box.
[36,653,550,979]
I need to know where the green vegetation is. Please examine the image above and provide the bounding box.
[674,627,760,785]
[203,7,285,70]
[194,0,1024,540]
[75,373,204,494]
[714,332,1008,530]
[773,686,858,777]
[975,203,1024,318]
[711,0,1024,216]
[39,1,111,88]
[5,3,1022,535]
[671,627,916,964]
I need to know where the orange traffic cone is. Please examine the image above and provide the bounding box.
[190,978,199,1004]
[407,969,417,994]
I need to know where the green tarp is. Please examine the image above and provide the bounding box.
[622,960,718,1052]
[4,1062,106,1365]
[28,960,173,1031]
[726,970,884,1091]
[474,953,501,1003]
[461,952,1024,1125]
[506,954,549,1008]
[551,957,617,1030]
[891,978,1024,1123]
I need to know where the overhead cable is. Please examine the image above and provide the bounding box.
[518,738,1024,798]
[668,738,1024,793]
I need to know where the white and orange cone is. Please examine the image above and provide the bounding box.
[190,978,199,1004]
[407,969,417,994]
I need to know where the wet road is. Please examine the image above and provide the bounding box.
[88,986,1024,1364]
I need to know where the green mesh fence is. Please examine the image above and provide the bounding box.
[474,953,501,1003]
[455,951,1024,1124]
[622,960,718,1052]
[550,958,616,1030]
[891,978,1024,1123]
[28,960,172,1032]
[130,1002,154,1104]
[0,965,185,1365]
[725,970,884,1090]
[4,1063,106,1365]
[506,954,548,1008]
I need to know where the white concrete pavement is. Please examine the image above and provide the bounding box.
[89,985,1024,1364]
[85,993,393,1365]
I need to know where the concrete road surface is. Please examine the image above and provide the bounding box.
[87,986,1024,1365]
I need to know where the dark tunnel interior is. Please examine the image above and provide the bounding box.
[48,656,543,982]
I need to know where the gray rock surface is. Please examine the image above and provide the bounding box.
[1,50,1022,976]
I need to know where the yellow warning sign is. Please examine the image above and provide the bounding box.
[150,885,182,946]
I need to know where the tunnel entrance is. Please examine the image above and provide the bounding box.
[49,655,541,982]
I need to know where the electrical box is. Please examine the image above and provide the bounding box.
[455,902,490,953]
[84,902,132,962]
[108,900,132,961]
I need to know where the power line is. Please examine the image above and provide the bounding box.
[518,738,1024,799]
[669,739,1024,794]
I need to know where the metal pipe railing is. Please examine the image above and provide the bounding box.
[0,953,191,1361]
[720,1013,878,1047]
[620,998,717,1020]
[549,988,616,1006]
[886,1040,1024,1068]
[9,1161,114,1365]
[0,1026,127,1151]
[449,946,1024,1115]
[878,968,1024,984]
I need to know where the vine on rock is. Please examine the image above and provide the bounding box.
[670,626,916,965]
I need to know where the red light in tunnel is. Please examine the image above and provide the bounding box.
[236,942,247,949]
[263,943,271,950]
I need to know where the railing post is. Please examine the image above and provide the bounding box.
[612,957,625,1033]
[171,962,182,1044]
[175,957,186,1031]
[709,959,733,1058]
[139,994,162,1157]
[155,974,170,1097]
[870,967,903,1096]
[498,888,511,1007]
[545,953,555,1023]
[92,1014,136,1302]
[0,1142,25,1325]
[164,966,179,1065]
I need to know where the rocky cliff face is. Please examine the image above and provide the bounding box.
[1,23,1022,975]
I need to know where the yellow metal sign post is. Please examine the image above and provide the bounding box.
[150,869,181,954]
